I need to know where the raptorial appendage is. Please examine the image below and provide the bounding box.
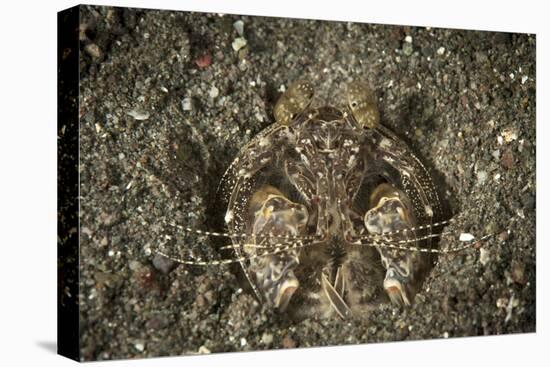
[364,183,427,306]
[246,186,309,310]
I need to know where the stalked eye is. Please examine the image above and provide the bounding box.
[274,80,315,125]
[346,81,380,129]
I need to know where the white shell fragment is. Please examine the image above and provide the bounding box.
[133,341,145,352]
[232,37,247,52]
[479,248,490,265]
[127,109,150,120]
[181,97,193,111]
[459,233,475,242]
[209,86,219,99]
[501,128,518,143]
[198,346,211,354]
[233,20,244,36]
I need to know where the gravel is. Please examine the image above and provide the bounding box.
[77,5,535,361]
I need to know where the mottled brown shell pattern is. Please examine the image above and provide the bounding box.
[219,81,444,319]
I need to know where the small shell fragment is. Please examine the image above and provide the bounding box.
[233,20,244,36]
[209,86,219,99]
[521,75,528,84]
[134,342,145,352]
[232,37,247,52]
[501,128,518,143]
[127,109,150,120]
[479,248,490,265]
[182,97,193,111]
[198,346,211,354]
[459,233,475,242]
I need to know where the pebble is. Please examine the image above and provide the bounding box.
[505,295,518,323]
[195,294,206,308]
[209,85,219,99]
[459,233,475,242]
[152,253,178,274]
[476,170,488,185]
[181,97,193,111]
[518,139,524,152]
[146,315,170,331]
[99,212,116,226]
[521,75,528,84]
[233,20,244,36]
[498,231,510,242]
[82,226,93,237]
[129,260,142,271]
[195,53,212,69]
[261,332,274,345]
[134,341,145,352]
[134,265,159,292]
[511,261,526,284]
[237,47,248,61]
[282,335,296,348]
[521,193,535,211]
[88,288,97,300]
[479,248,490,265]
[203,290,216,306]
[232,37,247,52]
[84,43,102,60]
[501,149,515,169]
[475,51,488,63]
[198,346,211,354]
[402,41,413,56]
[437,46,445,55]
[127,109,150,121]
[200,285,224,308]
[501,128,518,143]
